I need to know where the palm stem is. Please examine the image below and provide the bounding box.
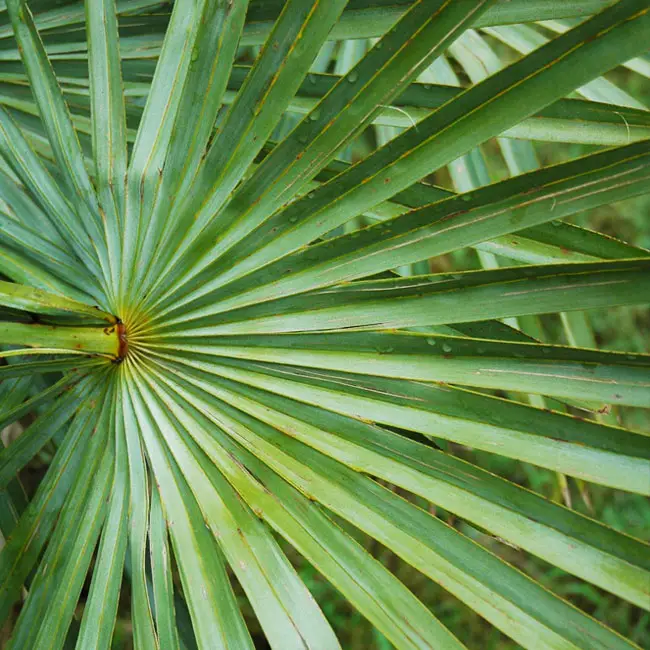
[0,322,120,358]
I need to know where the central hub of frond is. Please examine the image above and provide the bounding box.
[117,321,129,361]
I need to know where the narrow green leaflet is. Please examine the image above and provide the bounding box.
[134,0,249,253]
[0,417,92,625]
[118,372,159,650]
[135,0,350,314]
[0,106,104,292]
[27,449,112,650]
[0,166,92,289]
[7,58,650,146]
[4,0,102,220]
[312,148,650,266]
[143,359,469,650]
[0,385,109,626]
[0,367,94,432]
[124,363,254,650]
[120,0,249,311]
[0,1,619,53]
[6,423,111,650]
[85,0,128,292]
[133,366,343,650]
[148,1,650,314]
[522,221,650,261]
[120,0,222,312]
[147,355,650,609]
[0,279,116,322]
[75,403,129,650]
[0,244,97,305]
[0,478,28,550]
[144,351,650,495]
[139,0,496,302]
[152,331,650,407]
[242,1,619,44]
[0,372,105,490]
[0,0,163,39]
[138,360,640,650]
[0,374,30,416]
[5,0,113,302]
[153,261,650,338]
[484,22,646,109]
[0,357,101,382]
[152,140,650,321]
[148,486,180,650]
[0,207,89,293]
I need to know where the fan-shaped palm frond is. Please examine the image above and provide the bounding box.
[1,1,649,648]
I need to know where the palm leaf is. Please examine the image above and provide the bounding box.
[1,1,649,648]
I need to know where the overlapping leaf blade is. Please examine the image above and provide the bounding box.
[146,0,650,315]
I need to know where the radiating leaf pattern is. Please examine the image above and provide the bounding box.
[1,1,649,648]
